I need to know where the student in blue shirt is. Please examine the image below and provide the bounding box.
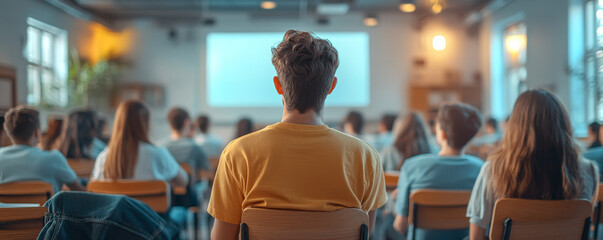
[393,103,484,240]
[0,106,85,193]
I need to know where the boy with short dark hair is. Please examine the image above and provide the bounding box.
[163,108,210,173]
[393,103,484,239]
[194,115,224,159]
[0,106,85,193]
[208,30,387,239]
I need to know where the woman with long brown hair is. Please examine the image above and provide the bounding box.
[91,100,188,187]
[39,116,63,150]
[467,89,599,240]
[380,112,433,171]
[54,110,106,159]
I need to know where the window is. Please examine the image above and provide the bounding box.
[503,23,527,114]
[25,18,68,107]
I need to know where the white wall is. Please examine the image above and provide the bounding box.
[479,0,572,119]
[119,12,481,140]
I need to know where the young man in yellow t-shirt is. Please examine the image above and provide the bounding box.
[208,30,388,239]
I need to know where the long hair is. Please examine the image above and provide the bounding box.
[104,100,151,179]
[392,112,432,170]
[489,89,583,200]
[40,117,63,150]
[55,110,97,159]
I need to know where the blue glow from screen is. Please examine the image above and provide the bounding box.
[206,32,370,107]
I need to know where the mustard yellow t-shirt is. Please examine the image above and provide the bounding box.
[207,122,388,224]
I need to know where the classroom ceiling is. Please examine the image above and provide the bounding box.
[58,0,489,22]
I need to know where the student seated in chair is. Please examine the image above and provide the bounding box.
[163,108,210,174]
[466,89,599,240]
[393,103,484,240]
[91,100,188,188]
[208,30,388,239]
[0,106,85,193]
[55,110,106,160]
[194,115,224,160]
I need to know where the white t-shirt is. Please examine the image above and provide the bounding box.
[92,142,181,181]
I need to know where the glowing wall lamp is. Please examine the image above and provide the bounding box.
[432,35,446,51]
[505,35,526,53]
[399,0,416,13]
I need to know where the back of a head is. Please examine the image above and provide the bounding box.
[104,100,151,179]
[56,110,97,159]
[393,112,432,166]
[235,118,253,139]
[437,103,482,150]
[344,111,364,135]
[589,122,600,140]
[40,117,64,150]
[3,106,39,144]
[167,108,190,132]
[490,89,582,200]
[271,30,339,113]
[380,114,397,132]
[486,117,498,131]
[196,115,210,133]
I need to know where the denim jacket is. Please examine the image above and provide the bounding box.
[37,192,178,240]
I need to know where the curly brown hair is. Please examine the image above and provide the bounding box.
[271,30,339,113]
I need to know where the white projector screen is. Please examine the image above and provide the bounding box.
[206,32,370,107]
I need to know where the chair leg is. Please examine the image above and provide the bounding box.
[240,223,249,240]
[501,218,512,240]
[583,217,592,240]
[595,202,601,240]
[193,211,199,240]
[360,223,368,240]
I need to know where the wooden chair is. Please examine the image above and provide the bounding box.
[0,207,47,240]
[87,180,171,213]
[67,158,96,179]
[490,199,592,240]
[0,181,54,205]
[240,208,369,240]
[408,189,471,240]
[384,171,400,191]
[592,183,603,239]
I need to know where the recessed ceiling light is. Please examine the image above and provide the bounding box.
[261,1,277,10]
[363,16,378,27]
[399,3,416,13]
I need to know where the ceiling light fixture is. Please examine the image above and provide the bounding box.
[399,0,416,13]
[363,14,378,27]
[261,1,277,10]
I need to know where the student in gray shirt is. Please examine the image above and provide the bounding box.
[162,108,210,173]
[0,106,85,193]
[466,89,599,240]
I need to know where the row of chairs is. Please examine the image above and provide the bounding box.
[0,172,599,240]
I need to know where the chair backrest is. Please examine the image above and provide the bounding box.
[593,184,603,239]
[240,208,369,240]
[409,189,471,230]
[384,171,399,191]
[67,158,96,179]
[0,181,54,205]
[0,207,47,240]
[87,180,171,213]
[490,198,592,240]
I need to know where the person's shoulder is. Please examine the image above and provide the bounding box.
[584,147,603,160]
[403,153,438,167]
[464,155,485,166]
